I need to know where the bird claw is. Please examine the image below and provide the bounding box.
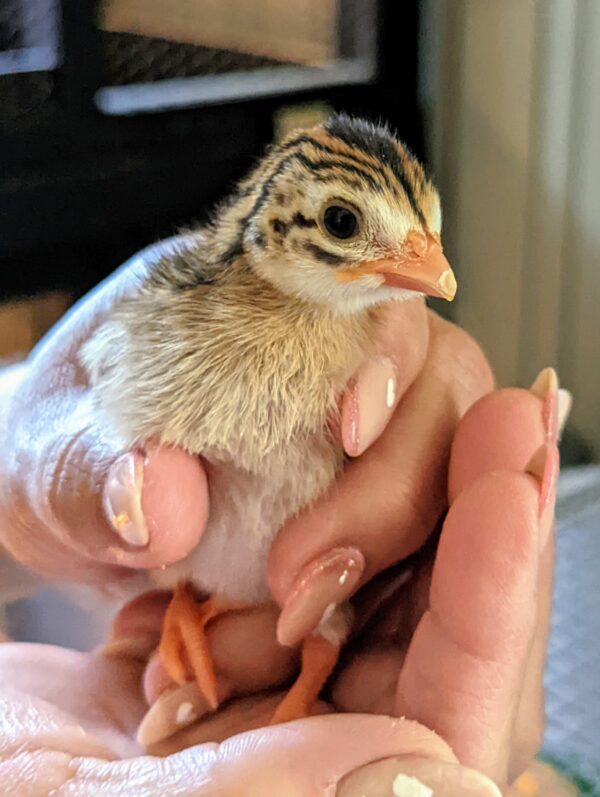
[159,583,247,711]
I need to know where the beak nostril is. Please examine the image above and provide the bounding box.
[405,230,428,258]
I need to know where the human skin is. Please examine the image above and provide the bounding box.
[0,241,565,794]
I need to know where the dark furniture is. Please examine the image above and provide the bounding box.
[0,0,424,301]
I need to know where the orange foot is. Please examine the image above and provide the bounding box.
[159,582,247,711]
[159,583,345,723]
[270,633,341,724]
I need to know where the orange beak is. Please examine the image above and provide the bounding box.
[336,231,457,301]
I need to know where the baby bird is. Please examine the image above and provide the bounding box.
[83,114,456,727]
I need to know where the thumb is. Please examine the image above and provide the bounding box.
[185,714,499,797]
[1,405,208,581]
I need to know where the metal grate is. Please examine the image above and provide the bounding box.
[0,0,60,72]
[95,0,376,115]
[102,31,287,86]
[0,1,22,52]
[0,0,59,126]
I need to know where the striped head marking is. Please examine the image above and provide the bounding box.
[236,114,456,313]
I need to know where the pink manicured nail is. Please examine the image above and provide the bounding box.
[557,388,573,441]
[137,679,231,748]
[343,358,398,457]
[277,547,365,647]
[103,452,149,546]
[526,442,560,522]
[336,757,502,797]
[530,367,559,442]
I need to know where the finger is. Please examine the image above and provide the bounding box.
[509,388,566,778]
[301,381,560,787]
[101,590,172,661]
[210,715,466,797]
[0,642,146,755]
[107,597,299,702]
[448,367,566,503]
[212,714,504,797]
[447,369,563,778]
[0,430,209,581]
[332,377,560,721]
[136,605,299,747]
[0,641,501,797]
[340,299,429,456]
[331,556,433,715]
[332,646,405,715]
[0,238,205,582]
[269,316,493,646]
[103,594,300,747]
[411,376,561,783]
[144,691,334,754]
[395,465,555,788]
[509,529,554,781]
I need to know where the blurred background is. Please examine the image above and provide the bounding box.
[1,0,599,786]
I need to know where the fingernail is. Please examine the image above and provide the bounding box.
[530,367,559,442]
[557,388,573,441]
[103,453,149,546]
[344,357,397,457]
[137,679,230,747]
[526,442,559,521]
[336,757,502,797]
[277,547,365,647]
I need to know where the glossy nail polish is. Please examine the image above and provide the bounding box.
[343,357,398,457]
[277,547,364,647]
[557,388,573,441]
[526,442,560,521]
[103,452,149,546]
[529,367,559,442]
[137,679,231,747]
[336,757,502,797]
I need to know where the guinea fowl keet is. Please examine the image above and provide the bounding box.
[84,114,457,731]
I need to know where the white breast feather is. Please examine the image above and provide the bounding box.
[150,435,341,601]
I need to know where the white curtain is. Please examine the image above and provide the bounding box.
[420,0,600,453]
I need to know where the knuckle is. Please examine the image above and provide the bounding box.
[0,468,51,575]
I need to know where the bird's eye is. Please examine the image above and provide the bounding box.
[322,205,359,240]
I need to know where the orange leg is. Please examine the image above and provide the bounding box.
[158,583,247,711]
[269,633,341,724]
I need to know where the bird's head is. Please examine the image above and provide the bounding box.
[218,114,456,314]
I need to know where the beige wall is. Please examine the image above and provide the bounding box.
[421,0,600,454]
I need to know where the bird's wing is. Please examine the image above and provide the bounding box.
[80,233,225,450]
[142,231,220,294]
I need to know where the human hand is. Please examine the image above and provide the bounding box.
[0,240,211,586]
[0,636,507,796]
[0,239,567,794]
[0,378,567,796]
[0,238,495,713]
[105,369,566,796]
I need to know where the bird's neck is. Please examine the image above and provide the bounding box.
[222,254,376,348]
